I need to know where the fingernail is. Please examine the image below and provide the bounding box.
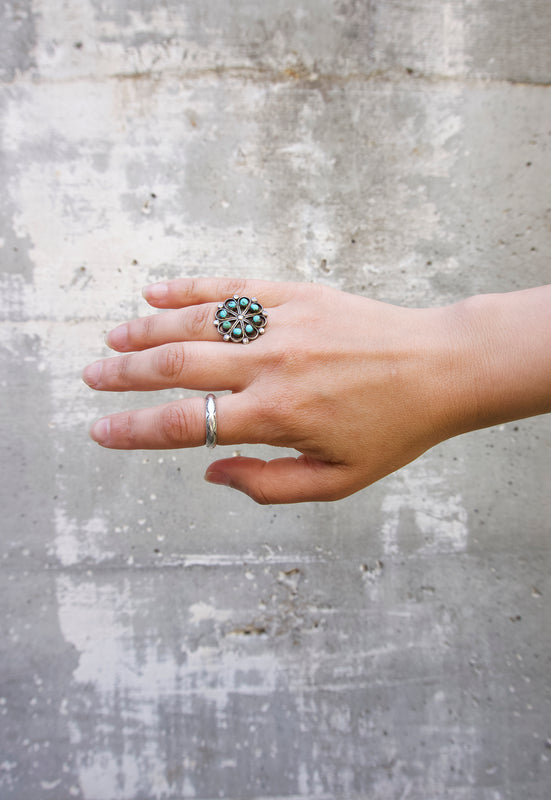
[82,361,103,387]
[90,417,110,444]
[106,324,128,349]
[204,470,231,487]
[143,282,168,302]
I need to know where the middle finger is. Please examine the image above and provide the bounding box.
[83,341,254,393]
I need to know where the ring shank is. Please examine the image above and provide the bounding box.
[205,393,217,448]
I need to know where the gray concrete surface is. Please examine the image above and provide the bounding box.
[1,1,550,798]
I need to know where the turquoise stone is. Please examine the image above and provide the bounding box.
[216,296,267,342]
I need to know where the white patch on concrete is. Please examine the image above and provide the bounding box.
[1,78,279,326]
[40,779,62,790]
[380,459,468,556]
[31,1,209,82]
[52,507,114,567]
[55,574,281,798]
[5,319,116,566]
[167,552,325,568]
[188,601,232,625]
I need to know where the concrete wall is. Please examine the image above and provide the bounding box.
[1,1,550,798]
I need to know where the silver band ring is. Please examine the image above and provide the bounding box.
[205,393,217,448]
[213,294,267,344]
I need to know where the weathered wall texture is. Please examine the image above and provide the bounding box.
[1,2,550,798]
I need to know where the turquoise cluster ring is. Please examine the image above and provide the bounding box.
[214,295,268,344]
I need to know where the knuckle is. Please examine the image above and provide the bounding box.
[187,303,212,335]
[215,277,248,300]
[126,315,154,349]
[249,484,273,505]
[159,404,191,445]
[115,354,132,385]
[254,395,278,429]
[183,277,199,302]
[110,412,137,447]
[258,346,290,376]
[299,280,324,301]
[156,344,186,381]
[255,390,289,429]
[140,314,157,345]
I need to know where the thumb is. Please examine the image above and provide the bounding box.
[204,455,351,504]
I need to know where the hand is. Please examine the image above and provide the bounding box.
[83,277,464,503]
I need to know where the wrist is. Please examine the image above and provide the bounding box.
[406,304,479,443]
[439,288,551,436]
[439,294,497,436]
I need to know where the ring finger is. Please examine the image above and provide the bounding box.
[89,393,259,449]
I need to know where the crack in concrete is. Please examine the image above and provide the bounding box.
[1,64,550,88]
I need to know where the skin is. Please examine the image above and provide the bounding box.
[82,278,551,504]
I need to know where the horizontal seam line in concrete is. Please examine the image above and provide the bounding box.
[1,66,551,88]
[7,548,537,573]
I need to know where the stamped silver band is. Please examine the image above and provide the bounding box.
[205,393,217,449]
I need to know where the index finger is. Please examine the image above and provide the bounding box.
[142,276,297,309]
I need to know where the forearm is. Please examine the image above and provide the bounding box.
[447,285,551,434]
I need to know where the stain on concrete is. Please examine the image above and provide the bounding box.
[0,334,82,798]
[0,95,36,284]
[0,1,37,81]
